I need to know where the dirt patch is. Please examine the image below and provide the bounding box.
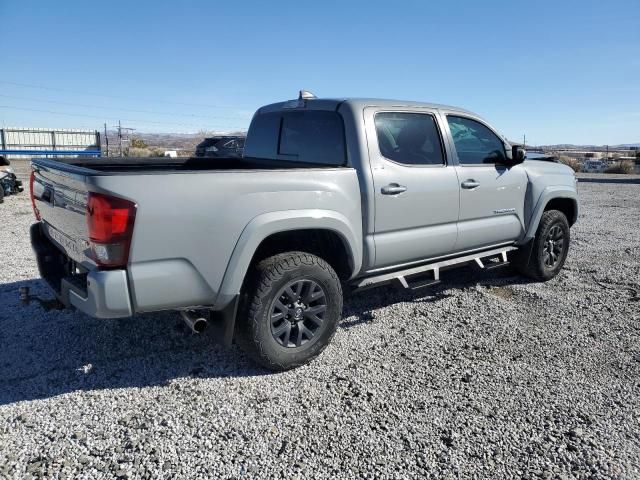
[485,286,515,300]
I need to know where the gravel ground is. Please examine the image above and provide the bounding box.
[0,179,639,479]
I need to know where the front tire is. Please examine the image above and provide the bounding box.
[514,210,570,281]
[236,252,343,371]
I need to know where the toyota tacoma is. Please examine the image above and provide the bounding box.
[28,91,578,370]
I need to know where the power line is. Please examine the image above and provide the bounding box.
[0,93,249,121]
[0,80,243,110]
[0,105,248,130]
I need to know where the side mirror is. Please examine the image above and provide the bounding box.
[501,145,525,167]
[512,145,526,164]
[496,145,527,167]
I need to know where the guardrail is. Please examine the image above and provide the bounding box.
[0,149,101,157]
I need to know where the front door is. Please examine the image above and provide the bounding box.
[365,108,460,269]
[443,114,527,251]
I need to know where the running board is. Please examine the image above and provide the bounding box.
[352,246,517,292]
[477,251,511,271]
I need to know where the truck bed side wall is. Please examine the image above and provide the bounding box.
[88,168,362,312]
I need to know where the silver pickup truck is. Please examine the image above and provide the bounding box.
[29,92,578,370]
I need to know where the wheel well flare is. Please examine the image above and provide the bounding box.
[544,197,577,225]
[251,229,352,281]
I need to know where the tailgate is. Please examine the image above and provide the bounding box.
[32,161,94,267]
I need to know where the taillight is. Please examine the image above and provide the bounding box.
[29,171,41,220]
[86,192,136,268]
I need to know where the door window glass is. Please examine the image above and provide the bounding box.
[374,113,445,166]
[447,116,506,165]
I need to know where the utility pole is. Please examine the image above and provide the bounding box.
[523,134,526,148]
[118,120,123,157]
[113,121,135,157]
[104,123,109,157]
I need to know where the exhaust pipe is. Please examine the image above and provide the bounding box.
[180,310,208,334]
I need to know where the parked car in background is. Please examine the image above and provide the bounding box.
[194,136,245,158]
[582,159,606,173]
[0,156,24,203]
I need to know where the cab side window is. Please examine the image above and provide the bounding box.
[447,115,506,165]
[374,112,445,166]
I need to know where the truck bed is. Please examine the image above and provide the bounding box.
[30,156,362,316]
[35,156,348,175]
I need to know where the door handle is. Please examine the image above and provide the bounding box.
[381,183,407,195]
[461,179,480,189]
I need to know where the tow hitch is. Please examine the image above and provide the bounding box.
[19,286,65,311]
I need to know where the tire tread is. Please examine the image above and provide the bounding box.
[236,251,342,370]
[515,209,570,281]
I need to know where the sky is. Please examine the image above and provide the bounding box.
[1,0,639,145]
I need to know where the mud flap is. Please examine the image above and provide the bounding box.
[209,295,240,347]
[511,239,535,269]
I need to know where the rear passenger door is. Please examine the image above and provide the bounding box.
[443,114,528,251]
[364,108,460,269]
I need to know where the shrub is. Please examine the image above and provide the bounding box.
[556,155,581,172]
[130,137,148,148]
[126,147,165,157]
[605,160,635,174]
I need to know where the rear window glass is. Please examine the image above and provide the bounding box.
[244,110,346,166]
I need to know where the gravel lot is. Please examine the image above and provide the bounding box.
[0,178,639,479]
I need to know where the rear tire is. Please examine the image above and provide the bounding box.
[236,252,343,371]
[514,210,570,281]
[0,186,4,203]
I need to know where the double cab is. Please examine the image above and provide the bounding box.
[29,92,578,370]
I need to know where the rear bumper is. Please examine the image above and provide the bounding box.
[30,222,133,318]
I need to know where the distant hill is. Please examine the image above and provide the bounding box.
[612,143,640,149]
[535,143,640,151]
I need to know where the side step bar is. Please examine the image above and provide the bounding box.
[352,246,517,292]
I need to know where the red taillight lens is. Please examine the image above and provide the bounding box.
[29,171,41,220]
[86,192,136,268]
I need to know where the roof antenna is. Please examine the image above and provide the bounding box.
[298,90,317,100]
